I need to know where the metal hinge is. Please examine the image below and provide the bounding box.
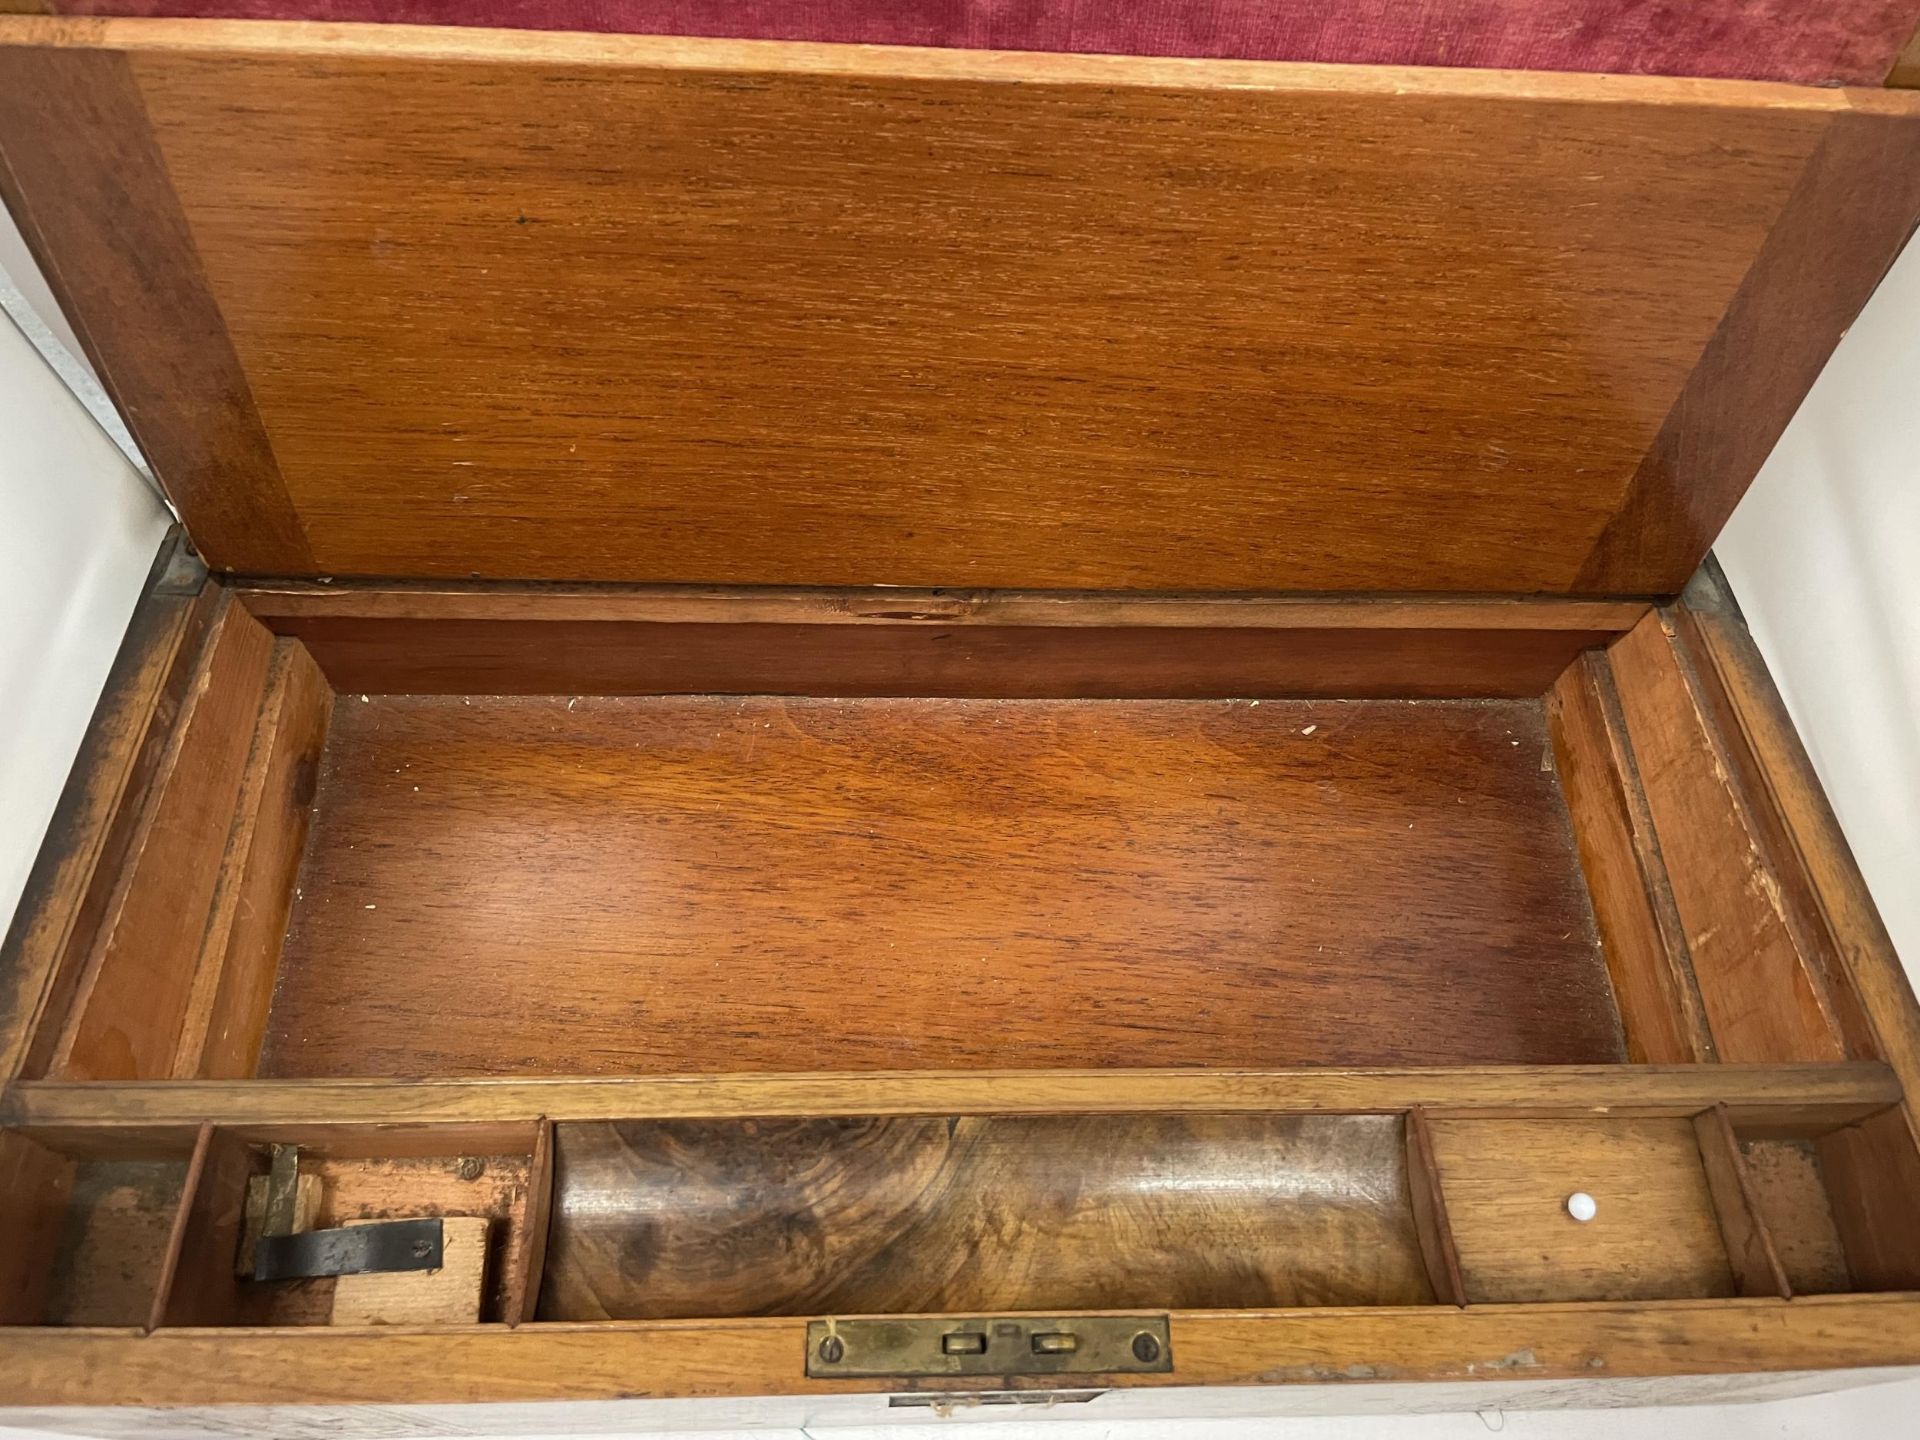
[805,1316,1171,1379]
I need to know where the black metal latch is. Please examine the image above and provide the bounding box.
[246,1143,446,1282]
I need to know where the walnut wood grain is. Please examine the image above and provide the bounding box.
[4,1063,1900,1132]
[1,536,217,1082]
[543,1113,1432,1319]
[1426,1118,1735,1304]
[260,694,1621,1076]
[4,18,1911,592]
[49,596,279,1081]
[1603,613,1848,1063]
[10,1296,1920,1405]
[0,1131,69,1324]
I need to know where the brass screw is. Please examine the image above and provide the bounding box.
[1131,1332,1162,1364]
[818,1335,845,1364]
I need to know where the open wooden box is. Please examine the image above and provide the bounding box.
[3,8,1920,1423]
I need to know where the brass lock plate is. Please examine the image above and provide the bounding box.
[805,1316,1172,1378]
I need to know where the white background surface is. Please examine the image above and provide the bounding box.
[0,211,1916,1437]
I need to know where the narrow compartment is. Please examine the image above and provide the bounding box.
[540,1112,1438,1319]
[0,1130,198,1327]
[260,692,1623,1077]
[161,1124,547,1327]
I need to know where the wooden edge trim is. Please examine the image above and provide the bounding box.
[0,541,218,1081]
[1583,650,1720,1058]
[1679,565,1920,1124]
[144,1122,213,1334]
[1662,598,1879,1058]
[1692,1105,1792,1300]
[1577,99,1920,593]
[0,13,1891,112]
[4,1295,1920,1404]
[232,584,1654,634]
[1545,654,1711,1063]
[2,1064,1899,1131]
[509,1118,555,1327]
[1888,17,1920,88]
[0,43,311,573]
[1404,1108,1467,1307]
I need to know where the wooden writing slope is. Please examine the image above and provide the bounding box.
[1,11,1919,1428]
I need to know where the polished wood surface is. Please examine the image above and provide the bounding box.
[6,19,1917,591]
[543,1114,1432,1319]
[261,694,1621,1076]
[1426,1118,1734,1303]
[49,597,277,1081]
[1605,613,1849,1063]
[6,1063,1900,1130]
[10,1296,1920,1405]
[0,537,216,1081]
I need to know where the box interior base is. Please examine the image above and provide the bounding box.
[261,692,1621,1078]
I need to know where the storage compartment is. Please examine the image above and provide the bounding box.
[0,1132,196,1328]
[265,691,1620,1077]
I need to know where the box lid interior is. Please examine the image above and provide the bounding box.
[1,17,1916,595]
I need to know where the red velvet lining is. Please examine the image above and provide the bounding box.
[51,1,1920,86]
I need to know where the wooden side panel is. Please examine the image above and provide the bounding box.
[0,1132,71,1324]
[173,642,332,1079]
[1545,653,1710,1063]
[13,1297,1920,1406]
[5,19,1916,592]
[1426,1118,1735,1304]
[1603,613,1848,1062]
[1819,1109,1920,1290]
[48,597,278,1081]
[0,537,217,1081]
[267,617,1617,701]
[541,1114,1434,1319]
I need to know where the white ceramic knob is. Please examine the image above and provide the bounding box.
[1566,1191,1598,1223]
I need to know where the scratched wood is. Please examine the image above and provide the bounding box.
[541,1114,1434,1318]
[3,19,1916,591]
[259,694,1622,1076]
